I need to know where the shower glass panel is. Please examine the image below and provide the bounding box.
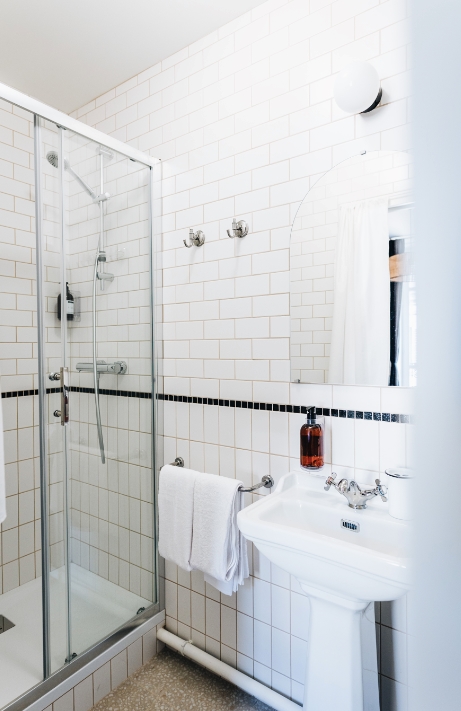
[39,118,69,673]
[0,101,44,709]
[38,118,156,675]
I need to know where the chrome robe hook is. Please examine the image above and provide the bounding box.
[227,218,249,239]
[184,228,205,248]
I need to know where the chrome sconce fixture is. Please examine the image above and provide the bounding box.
[227,218,249,239]
[184,227,205,248]
[334,61,382,114]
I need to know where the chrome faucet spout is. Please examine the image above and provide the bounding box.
[324,474,387,509]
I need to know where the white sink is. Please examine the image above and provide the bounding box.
[237,472,411,711]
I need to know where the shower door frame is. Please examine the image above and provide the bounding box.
[0,81,161,707]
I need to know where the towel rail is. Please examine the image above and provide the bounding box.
[239,475,274,492]
[170,457,185,467]
[168,457,273,491]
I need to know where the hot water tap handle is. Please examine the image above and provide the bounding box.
[324,473,337,491]
[375,479,388,502]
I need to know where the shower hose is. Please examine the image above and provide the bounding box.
[92,250,105,464]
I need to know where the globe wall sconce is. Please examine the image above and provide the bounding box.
[334,60,382,114]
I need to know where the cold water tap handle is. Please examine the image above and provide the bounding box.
[324,473,337,491]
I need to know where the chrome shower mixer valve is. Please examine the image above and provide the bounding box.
[324,473,388,509]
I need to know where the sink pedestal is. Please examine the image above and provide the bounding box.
[300,583,376,711]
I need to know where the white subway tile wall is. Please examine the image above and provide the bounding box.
[0,100,36,394]
[75,0,412,707]
[0,99,41,594]
[1,394,41,594]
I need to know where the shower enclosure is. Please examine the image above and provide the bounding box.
[0,84,161,710]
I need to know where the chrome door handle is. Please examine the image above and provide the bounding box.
[60,366,69,425]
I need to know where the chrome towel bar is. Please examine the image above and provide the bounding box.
[168,457,274,492]
[170,457,185,467]
[239,475,274,492]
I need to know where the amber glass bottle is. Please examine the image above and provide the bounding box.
[300,406,324,470]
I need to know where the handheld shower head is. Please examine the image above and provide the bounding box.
[45,151,97,200]
[46,151,59,168]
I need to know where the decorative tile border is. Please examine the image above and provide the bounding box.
[70,386,152,399]
[1,387,61,398]
[156,393,413,424]
[1,389,412,423]
[1,387,152,399]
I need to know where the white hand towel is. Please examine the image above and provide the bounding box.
[190,473,249,595]
[0,385,5,524]
[158,464,197,571]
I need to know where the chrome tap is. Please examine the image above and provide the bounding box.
[324,473,388,509]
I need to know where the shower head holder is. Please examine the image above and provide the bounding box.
[94,191,111,203]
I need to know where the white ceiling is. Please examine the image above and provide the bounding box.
[0,0,266,113]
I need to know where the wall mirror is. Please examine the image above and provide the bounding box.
[290,150,415,387]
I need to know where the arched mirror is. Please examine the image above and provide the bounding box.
[290,150,415,387]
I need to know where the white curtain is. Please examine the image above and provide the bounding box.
[329,198,390,385]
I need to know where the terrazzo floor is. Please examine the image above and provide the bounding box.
[92,649,276,711]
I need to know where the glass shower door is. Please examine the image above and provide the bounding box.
[63,127,156,660]
[39,118,73,673]
[38,118,157,675]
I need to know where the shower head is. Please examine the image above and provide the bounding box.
[46,151,70,171]
[46,151,59,168]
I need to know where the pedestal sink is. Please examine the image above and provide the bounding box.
[237,472,411,711]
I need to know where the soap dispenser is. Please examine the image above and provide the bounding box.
[300,406,324,470]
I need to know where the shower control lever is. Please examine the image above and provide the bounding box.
[49,372,61,381]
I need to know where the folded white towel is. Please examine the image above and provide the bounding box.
[158,464,197,571]
[0,386,5,524]
[190,472,249,595]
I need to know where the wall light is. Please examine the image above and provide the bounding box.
[334,61,382,114]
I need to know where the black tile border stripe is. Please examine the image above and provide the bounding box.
[1,387,152,400]
[1,388,412,423]
[1,388,61,398]
[156,393,413,424]
[70,386,152,399]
